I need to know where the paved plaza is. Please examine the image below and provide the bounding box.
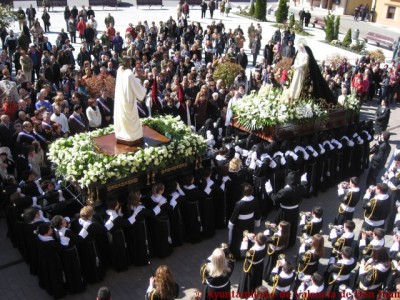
[0,1,399,299]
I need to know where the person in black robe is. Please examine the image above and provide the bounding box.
[237,232,266,297]
[200,247,235,300]
[23,206,45,275]
[142,183,173,259]
[165,181,185,247]
[226,157,249,225]
[36,222,67,299]
[70,205,108,283]
[198,167,217,237]
[267,171,306,248]
[228,183,260,259]
[123,190,152,265]
[51,215,86,294]
[104,198,130,272]
[181,174,204,244]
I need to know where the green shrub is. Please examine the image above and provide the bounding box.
[324,15,335,42]
[334,16,340,40]
[213,61,244,88]
[289,13,295,29]
[342,28,352,47]
[276,0,289,23]
[254,0,267,21]
[249,1,255,16]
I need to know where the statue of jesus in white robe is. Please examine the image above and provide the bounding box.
[114,66,147,145]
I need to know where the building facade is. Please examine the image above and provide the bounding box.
[375,0,400,27]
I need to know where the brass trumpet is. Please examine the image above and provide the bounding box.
[243,230,249,238]
[264,221,278,232]
[278,254,286,260]
[338,181,349,189]
[328,223,344,230]
[300,211,312,218]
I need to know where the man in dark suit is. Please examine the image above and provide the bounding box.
[366,131,391,186]
[0,114,15,148]
[68,104,89,135]
[236,48,248,70]
[374,99,390,135]
[263,40,274,66]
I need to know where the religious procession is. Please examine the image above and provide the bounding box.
[0,1,400,300]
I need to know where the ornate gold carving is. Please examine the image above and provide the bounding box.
[106,177,139,192]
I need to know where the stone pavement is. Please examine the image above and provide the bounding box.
[0,2,399,299]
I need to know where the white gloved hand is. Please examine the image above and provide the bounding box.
[255,219,261,227]
[228,221,234,230]
[301,173,308,183]
[265,180,273,194]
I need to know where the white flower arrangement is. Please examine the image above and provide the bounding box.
[232,85,329,131]
[341,93,360,111]
[48,116,207,188]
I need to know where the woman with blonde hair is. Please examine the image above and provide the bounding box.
[146,265,179,300]
[200,248,234,300]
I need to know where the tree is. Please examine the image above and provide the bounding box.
[289,13,295,29]
[276,0,289,23]
[249,1,255,16]
[324,15,335,42]
[0,5,16,29]
[342,28,352,47]
[254,0,267,21]
[334,15,340,40]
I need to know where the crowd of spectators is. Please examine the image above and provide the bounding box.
[0,3,400,299]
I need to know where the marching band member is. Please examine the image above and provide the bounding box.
[262,221,290,283]
[325,246,356,298]
[358,228,385,261]
[385,234,400,292]
[270,259,295,300]
[237,232,266,298]
[335,177,361,225]
[200,247,235,300]
[362,183,391,231]
[328,220,356,261]
[297,234,325,276]
[382,154,400,233]
[356,248,391,300]
[300,206,323,238]
[297,272,325,300]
